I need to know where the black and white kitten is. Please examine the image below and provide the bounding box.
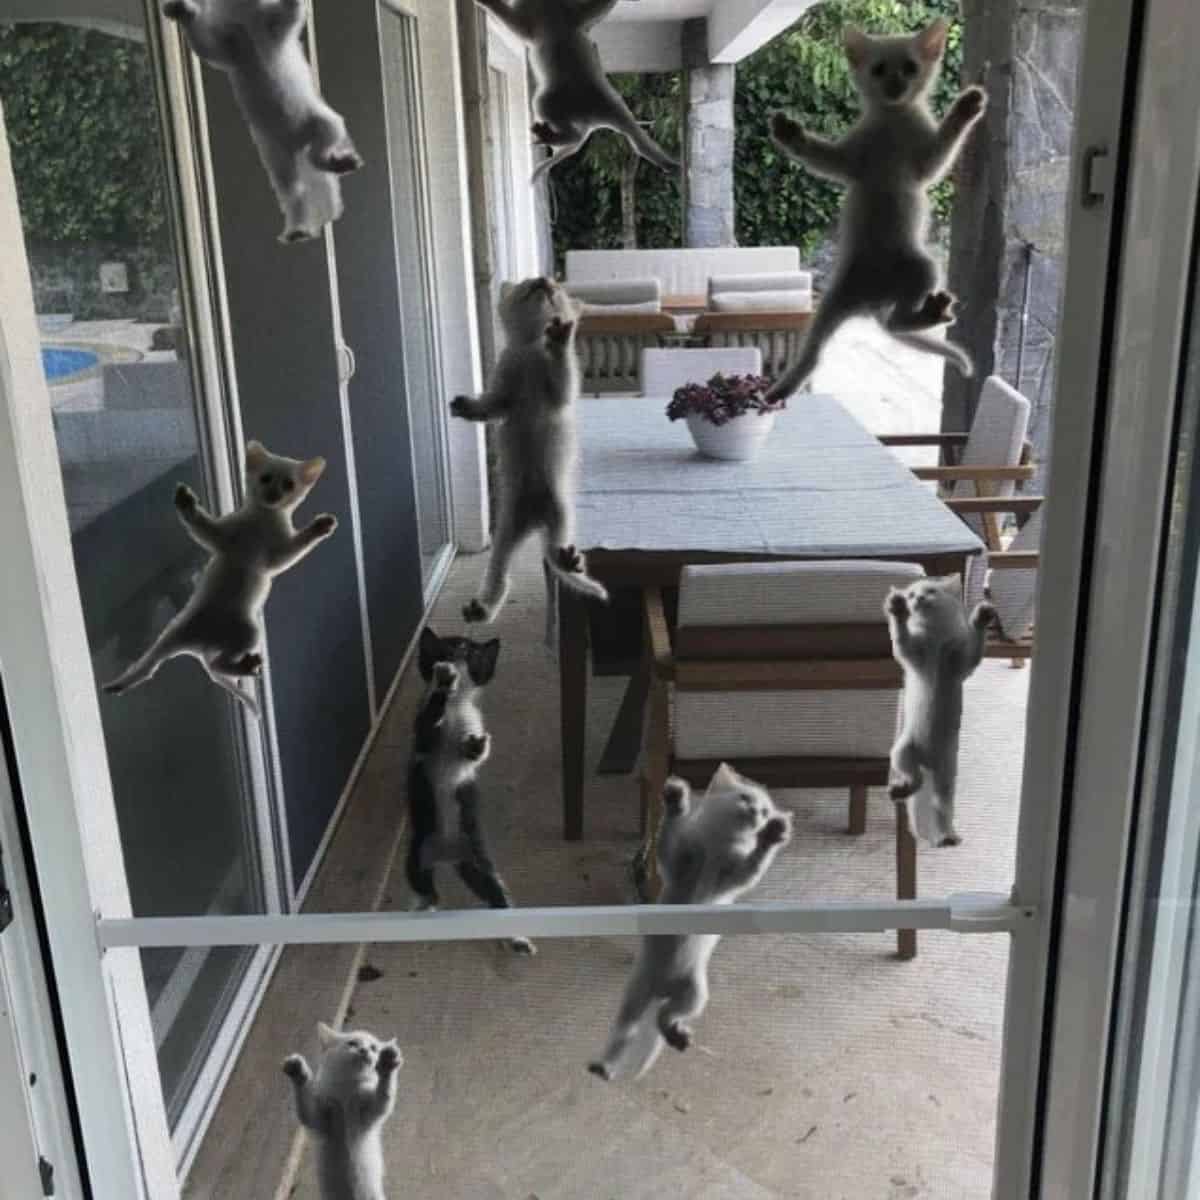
[472,0,679,182]
[162,0,362,242]
[885,576,996,846]
[283,1022,402,1200]
[450,276,608,642]
[406,627,534,955]
[766,19,985,400]
[588,764,791,1081]
[102,441,336,716]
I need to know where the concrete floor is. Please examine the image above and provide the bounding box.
[186,514,1029,1199]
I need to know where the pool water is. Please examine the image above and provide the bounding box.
[41,346,99,380]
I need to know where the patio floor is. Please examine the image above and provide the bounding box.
[185,516,1029,1199]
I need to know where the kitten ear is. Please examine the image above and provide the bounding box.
[707,761,741,794]
[471,638,501,685]
[935,573,963,593]
[843,26,870,69]
[299,456,326,487]
[245,440,267,471]
[499,281,516,303]
[417,626,441,681]
[914,18,948,63]
[316,1021,339,1047]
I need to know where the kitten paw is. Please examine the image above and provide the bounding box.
[311,514,338,538]
[237,652,263,676]
[280,227,315,245]
[972,602,998,630]
[663,1022,692,1052]
[588,1061,614,1081]
[377,1043,403,1073]
[320,147,363,175]
[921,291,957,325]
[545,317,575,346]
[769,111,805,148]
[433,662,460,692]
[764,380,789,405]
[510,937,537,956]
[662,777,689,815]
[889,778,918,801]
[162,0,198,20]
[939,829,963,848]
[531,121,556,144]
[556,545,585,574]
[462,732,491,761]
[174,483,198,512]
[760,814,793,847]
[408,895,438,912]
[449,395,473,419]
[885,590,909,618]
[462,599,491,623]
[955,85,988,122]
[282,1054,311,1082]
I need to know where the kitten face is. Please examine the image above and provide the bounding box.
[498,276,580,344]
[244,440,325,511]
[903,576,963,628]
[316,1022,392,1084]
[417,626,500,687]
[701,762,779,837]
[845,19,945,109]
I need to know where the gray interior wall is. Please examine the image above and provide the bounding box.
[200,63,371,886]
[315,0,425,695]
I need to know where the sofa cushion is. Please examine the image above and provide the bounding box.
[711,290,813,314]
[566,248,800,299]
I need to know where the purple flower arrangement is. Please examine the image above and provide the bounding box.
[665,372,783,427]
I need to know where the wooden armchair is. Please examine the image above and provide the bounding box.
[692,311,815,383]
[575,313,677,395]
[640,560,926,959]
[879,375,1038,659]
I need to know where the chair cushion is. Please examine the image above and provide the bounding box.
[674,690,900,759]
[566,248,801,299]
[711,290,813,314]
[641,347,763,395]
[566,278,661,308]
[953,375,1032,502]
[580,300,662,315]
[678,560,925,627]
[988,507,1042,640]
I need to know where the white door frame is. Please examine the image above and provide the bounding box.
[0,1,1175,1198]
[1026,0,1200,1193]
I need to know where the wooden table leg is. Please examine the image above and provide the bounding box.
[848,783,867,836]
[560,586,589,841]
[896,802,917,961]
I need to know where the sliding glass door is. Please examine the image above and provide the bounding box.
[0,3,274,1149]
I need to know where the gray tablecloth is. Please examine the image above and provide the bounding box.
[576,394,983,560]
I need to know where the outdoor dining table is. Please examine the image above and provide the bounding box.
[558,392,985,841]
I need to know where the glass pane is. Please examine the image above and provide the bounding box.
[0,12,262,1128]
[1111,224,1200,1198]
[379,9,452,591]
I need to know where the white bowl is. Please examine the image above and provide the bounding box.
[685,409,776,461]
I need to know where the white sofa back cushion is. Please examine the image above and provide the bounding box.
[566,278,661,309]
[580,301,663,315]
[565,247,801,299]
[708,271,813,298]
[711,290,813,314]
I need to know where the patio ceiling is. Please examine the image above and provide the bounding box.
[596,0,818,71]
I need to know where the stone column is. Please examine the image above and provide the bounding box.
[944,0,1083,484]
[682,18,735,248]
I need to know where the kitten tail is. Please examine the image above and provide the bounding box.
[542,556,609,648]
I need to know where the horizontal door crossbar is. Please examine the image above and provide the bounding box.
[97,892,1031,949]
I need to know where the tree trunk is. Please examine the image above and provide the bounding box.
[620,154,638,249]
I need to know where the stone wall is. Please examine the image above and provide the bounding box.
[944,0,1083,484]
[682,18,735,248]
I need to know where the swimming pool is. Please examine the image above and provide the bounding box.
[42,346,99,381]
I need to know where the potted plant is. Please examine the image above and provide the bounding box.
[666,372,784,461]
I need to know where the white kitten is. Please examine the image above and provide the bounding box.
[885,576,995,846]
[102,440,336,716]
[588,764,791,1082]
[766,19,986,400]
[162,0,362,242]
[450,276,609,642]
[283,1023,402,1200]
[473,0,679,181]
